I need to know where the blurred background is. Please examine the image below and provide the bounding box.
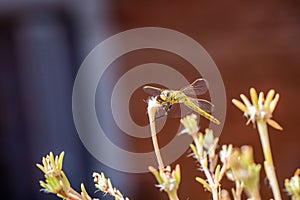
[1,0,300,199]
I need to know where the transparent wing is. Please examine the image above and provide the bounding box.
[154,103,192,118]
[158,98,214,118]
[181,78,209,96]
[189,98,215,113]
[143,85,163,96]
[163,103,185,118]
[155,105,169,119]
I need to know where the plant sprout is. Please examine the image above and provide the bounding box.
[36,86,299,200]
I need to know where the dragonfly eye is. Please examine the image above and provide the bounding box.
[161,91,171,100]
[166,91,171,98]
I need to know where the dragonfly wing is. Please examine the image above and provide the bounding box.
[155,105,169,119]
[156,99,214,118]
[165,99,213,118]
[163,103,188,118]
[185,98,220,125]
[143,85,163,96]
[189,98,215,113]
[181,78,209,96]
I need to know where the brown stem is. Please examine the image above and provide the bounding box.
[147,102,164,170]
[67,188,83,200]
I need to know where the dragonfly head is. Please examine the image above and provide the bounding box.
[160,90,172,102]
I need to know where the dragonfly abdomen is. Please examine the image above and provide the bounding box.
[183,98,220,125]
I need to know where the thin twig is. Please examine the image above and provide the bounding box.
[147,98,164,170]
[257,120,281,200]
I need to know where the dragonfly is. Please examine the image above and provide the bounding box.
[143,78,220,125]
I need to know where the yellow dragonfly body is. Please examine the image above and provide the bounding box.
[143,78,220,125]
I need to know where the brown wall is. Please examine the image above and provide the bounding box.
[111,1,300,199]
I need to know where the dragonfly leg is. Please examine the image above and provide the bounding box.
[165,102,172,113]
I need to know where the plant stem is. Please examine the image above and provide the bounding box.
[192,135,219,200]
[250,189,262,200]
[147,103,164,170]
[167,190,180,200]
[256,120,281,200]
[66,188,83,200]
[232,181,243,200]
